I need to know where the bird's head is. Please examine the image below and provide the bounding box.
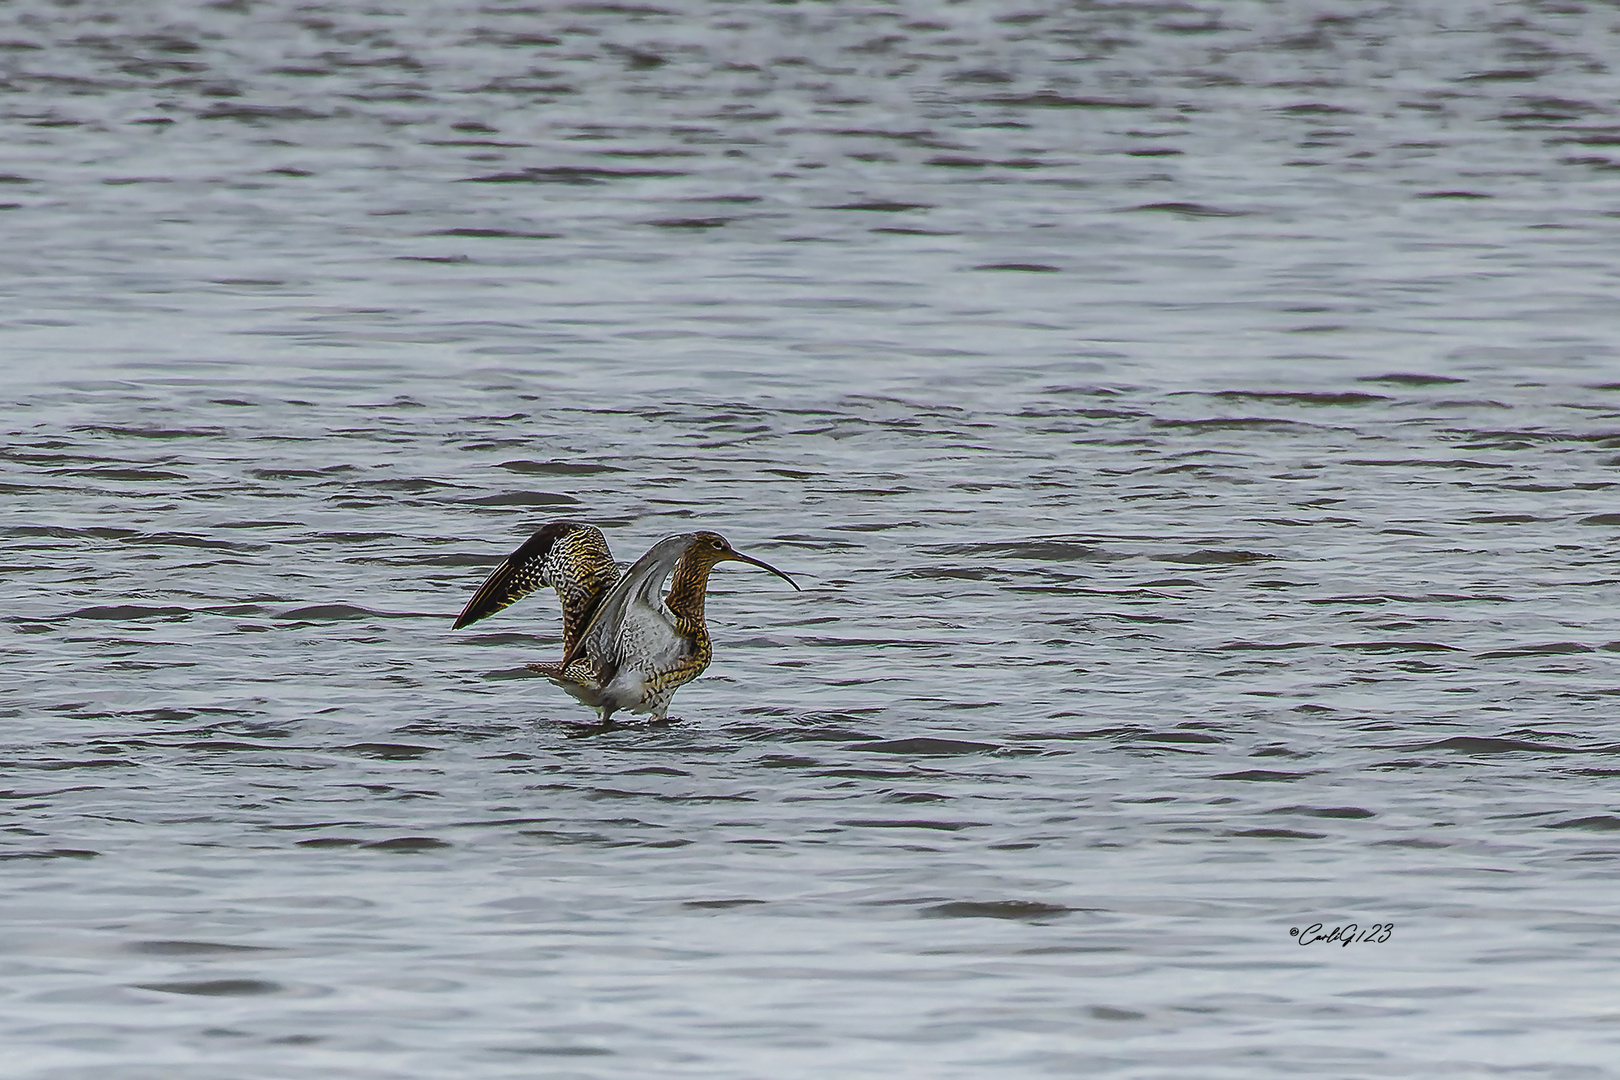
[687,531,800,590]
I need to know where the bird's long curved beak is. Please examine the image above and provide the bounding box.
[728,550,801,591]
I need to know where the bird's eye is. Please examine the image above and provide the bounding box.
[710,538,726,550]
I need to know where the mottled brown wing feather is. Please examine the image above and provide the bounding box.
[452,522,621,653]
[557,532,693,674]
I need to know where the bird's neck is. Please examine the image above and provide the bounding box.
[665,554,716,638]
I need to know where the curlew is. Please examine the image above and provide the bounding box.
[454,522,799,722]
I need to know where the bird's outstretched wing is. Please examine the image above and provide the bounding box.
[560,533,695,682]
[453,522,620,654]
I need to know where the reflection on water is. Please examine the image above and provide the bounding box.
[5,1,1620,1077]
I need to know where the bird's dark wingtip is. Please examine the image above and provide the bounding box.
[452,577,512,629]
[453,521,593,631]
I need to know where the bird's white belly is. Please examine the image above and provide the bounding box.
[602,601,689,711]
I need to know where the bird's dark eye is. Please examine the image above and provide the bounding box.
[710,538,726,550]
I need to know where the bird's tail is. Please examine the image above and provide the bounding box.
[526,660,605,708]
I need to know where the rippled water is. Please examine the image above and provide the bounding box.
[6,1,1620,1077]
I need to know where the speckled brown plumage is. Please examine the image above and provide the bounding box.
[454,524,800,723]
[452,521,619,656]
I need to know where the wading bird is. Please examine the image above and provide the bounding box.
[453,522,799,723]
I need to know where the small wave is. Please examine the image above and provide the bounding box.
[459,492,581,506]
[127,940,276,956]
[461,166,687,183]
[845,737,1000,755]
[1414,737,1581,755]
[134,979,283,996]
[1358,373,1467,386]
[837,819,986,831]
[920,900,1074,919]
[1158,549,1273,565]
[1476,642,1593,658]
[1205,390,1389,406]
[973,262,1062,272]
[338,743,440,760]
[360,837,452,851]
[60,605,193,620]
[0,848,98,861]
[496,460,625,475]
[1266,806,1376,819]
[1334,641,1460,653]
[923,539,1119,561]
[1544,816,1620,831]
[1123,201,1250,216]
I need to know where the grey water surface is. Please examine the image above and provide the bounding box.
[5,1,1620,1077]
